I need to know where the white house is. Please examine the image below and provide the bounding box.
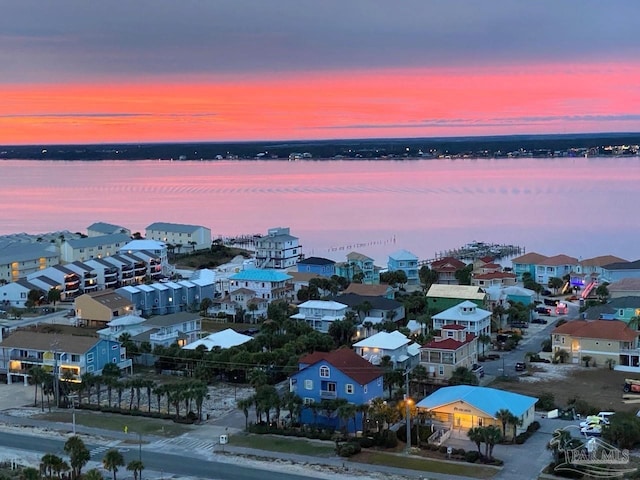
[432,300,491,337]
[254,227,301,270]
[182,328,253,351]
[291,300,348,333]
[145,222,212,252]
[228,269,293,301]
[353,330,420,370]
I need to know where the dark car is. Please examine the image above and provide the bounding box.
[511,321,529,329]
[541,289,553,296]
[531,317,548,324]
[535,306,552,315]
[515,362,527,372]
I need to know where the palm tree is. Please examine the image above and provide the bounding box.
[478,333,492,357]
[495,408,514,438]
[237,397,253,429]
[337,402,357,434]
[467,426,484,456]
[29,366,47,410]
[481,425,502,460]
[64,435,90,479]
[84,469,103,480]
[507,414,523,442]
[40,453,62,479]
[102,449,125,480]
[126,460,145,480]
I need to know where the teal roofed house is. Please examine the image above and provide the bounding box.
[387,249,419,286]
[229,269,294,301]
[416,385,537,438]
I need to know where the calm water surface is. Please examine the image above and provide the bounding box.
[1,157,639,264]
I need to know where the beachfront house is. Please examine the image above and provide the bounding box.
[353,330,420,370]
[511,252,548,281]
[432,300,491,337]
[335,252,380,285]
[228,269,293,302]
[291,300,349,333]
[296,257,336,277]
[600,259,640,284]
[387,249,419,286]
[254,227,301,270]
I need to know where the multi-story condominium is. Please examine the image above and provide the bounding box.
[145,222,212,252]
[534,254,578,286]
[102,254,137,287]
[335,252,380,285]
[291,300,349,333]
[0,243,60,283]
[87,222,131,238]
[84,258,120,290]
[62,261,99,294]
[432,300,491,337]
[228,269,293,301]
[119,240,170,277]
[353,330,420,370]
[420,324,477,381]
[387,249,419,286]
[296,257,336,277]
[60,233,131,263]
[26,265,83,300]
[255,227,301,270]
[0,331,130,384]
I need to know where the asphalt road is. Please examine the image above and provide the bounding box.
[481,300,580,378]
[0,431,319,480]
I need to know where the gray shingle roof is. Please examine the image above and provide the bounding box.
[146,222,205,234]
[65,233,131,249]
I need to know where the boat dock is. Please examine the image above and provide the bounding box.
[419,241,524,266]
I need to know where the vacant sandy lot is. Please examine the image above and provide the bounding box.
[0,383,36,410]
[494,363,635,412]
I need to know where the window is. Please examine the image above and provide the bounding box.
[304,379,313,390]
[345,384,354,394]
[112,344,118,350]
[363,385,368,394]
[70,354,80,362]
[377,378,382,386]
[304,398,314,405]
[87,353,94,362]
[438,365,444,376]
[319,366,330,378]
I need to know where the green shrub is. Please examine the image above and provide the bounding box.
[383,430,398,449]
[527,421,541,432]
[438,445,448,454]
[536,392,556,411]
[465,451,480,463]
[454,448,466,455]
[357,437,375,448]
[336,442,362,457]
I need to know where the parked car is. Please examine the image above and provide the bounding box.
[580,415,608,429]
[580,424,602,437]
[541,289,553,296]
[531,318,548,324]
[472,364,485,378]
[486,353,500,360]
[544,298,558,306]
[515,362,527,372]
[535,306,552,315]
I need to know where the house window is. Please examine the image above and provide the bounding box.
[304,379,313,390]
[70,354,80,362]
[377,378,382,386]
[561,337,565,344]
[87,365,94,372]
[364,385,368,394]
[438,365,444,376]
[345,384,354,394]
[304,398,314,405]
[319,366,330,378]
[87,353,94,362]
[112,344,118,350]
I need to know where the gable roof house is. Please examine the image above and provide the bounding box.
[430,257,467,285]
[432,300,491,337]
[74,290,136,327]
[608,278,640,299]
[570,255,628,289]
[26,265,83,300]
[208,288,269,323]
[290,349,384,432]
[0,279,42,308]
[182,328,253,351]
[420,325,477,382]
[552,319,639,369]
[335,252,381,285]
[344,283,395,299]
[511,252,548,281]
[333,293,405,327]
[534,254,578,286]
[471,271,517,288]
[0,331,131,385]
[254,227,301,270]
[387,249,419,286]
[130,312,202,348]
[228,269,293,302]
[426,284,487,313]
[296,257,336,277]
[291,300,349,333]
[600,259,640,284]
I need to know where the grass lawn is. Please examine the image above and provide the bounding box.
[34,410,192,438]
[229,434,335,457]
[353,451,498,479]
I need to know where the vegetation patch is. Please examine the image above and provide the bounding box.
[228,434,335,457]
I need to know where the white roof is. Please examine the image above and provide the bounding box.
[107,314,146,327]
[407,343,421,357]
[298,300,348,310]
[405,320,422,334]
[427,284,486,301]
[182,328,252,350]
[353,330,410,350]
[121,240,166,251]
[433,300,491,321]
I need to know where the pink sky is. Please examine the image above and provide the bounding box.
[2,63,639,145]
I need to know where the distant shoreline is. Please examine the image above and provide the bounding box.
[1,132,639,161]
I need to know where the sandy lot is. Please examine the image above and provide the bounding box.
[0,383,37,410]
[494,363,636,412]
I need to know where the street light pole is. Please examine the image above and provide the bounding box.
[405,369,411,453]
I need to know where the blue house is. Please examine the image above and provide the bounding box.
[297,257,336,277]
[289,349,384,432]
[387,249,419,286]
[511,252,548,281]
[0,331,131,385]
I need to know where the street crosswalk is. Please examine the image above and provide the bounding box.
[148,436,216,453]
[89,441,120,458]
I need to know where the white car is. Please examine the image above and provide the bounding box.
[581,424,602,436]
[579,416,606,429]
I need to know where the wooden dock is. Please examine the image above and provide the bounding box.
[419,242,525,266]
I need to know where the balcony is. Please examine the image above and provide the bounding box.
[320,390,337,400]
[121,264,134,273]
[150,331,178,343]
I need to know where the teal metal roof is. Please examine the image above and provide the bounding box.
[229,269,292,282]
[416,385,537,418]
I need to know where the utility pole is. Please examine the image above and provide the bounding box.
[404,368,411,454]
[52,339,60,408]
